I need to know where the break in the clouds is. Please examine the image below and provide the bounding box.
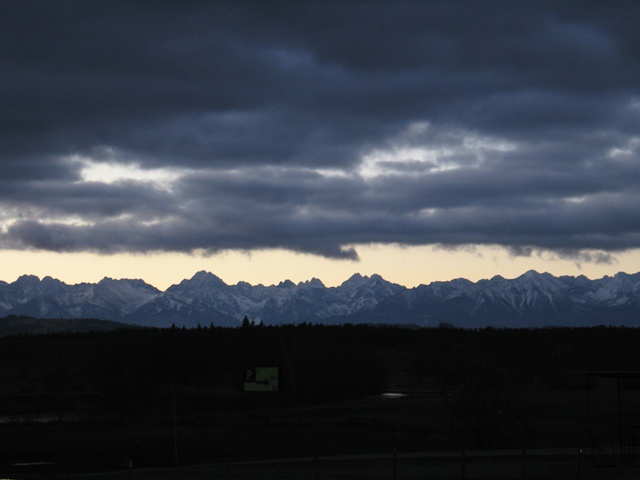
[2,1,640,261]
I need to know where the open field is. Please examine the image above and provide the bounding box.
[7,449,640,479]
[2,325,640,478]
[0,390,635,479]
[76,452,640,480]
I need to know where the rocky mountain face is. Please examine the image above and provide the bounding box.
[334,271,640,327]
[0,271,405,327]
[1,270,640,328]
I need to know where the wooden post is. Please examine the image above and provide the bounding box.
[576,448,582,480]
[392,449,397,480]
[461,450,466,480]
[521,448,526,480]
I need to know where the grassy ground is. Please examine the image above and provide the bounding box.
[13,451,640,479]
[0,387,629,479]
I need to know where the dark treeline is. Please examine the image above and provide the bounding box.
[1,323,639,417]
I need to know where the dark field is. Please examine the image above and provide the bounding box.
[1,324,640,478]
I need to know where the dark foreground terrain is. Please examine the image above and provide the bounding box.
[1,323,640,478]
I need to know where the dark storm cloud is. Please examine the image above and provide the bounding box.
[2,1,640,259]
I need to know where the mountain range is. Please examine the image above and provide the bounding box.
[1,270,640,328]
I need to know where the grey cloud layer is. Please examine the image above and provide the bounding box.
[2,1,640,259]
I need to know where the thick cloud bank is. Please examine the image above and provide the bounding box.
[2,1,640,260]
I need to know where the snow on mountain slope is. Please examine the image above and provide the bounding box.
[585,272,640,306]
[0,276,161,321]
[332,270,640,327]
[2,270,640,327]
[88,278,161,316]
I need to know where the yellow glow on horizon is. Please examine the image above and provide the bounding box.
[1,245,640,291]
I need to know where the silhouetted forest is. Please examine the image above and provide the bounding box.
[1,322,639,418]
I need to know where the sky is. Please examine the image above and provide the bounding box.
[2,1,640,290]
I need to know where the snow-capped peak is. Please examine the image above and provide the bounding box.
[2,270,640,329]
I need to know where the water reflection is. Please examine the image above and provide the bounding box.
[380,392,407,398]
